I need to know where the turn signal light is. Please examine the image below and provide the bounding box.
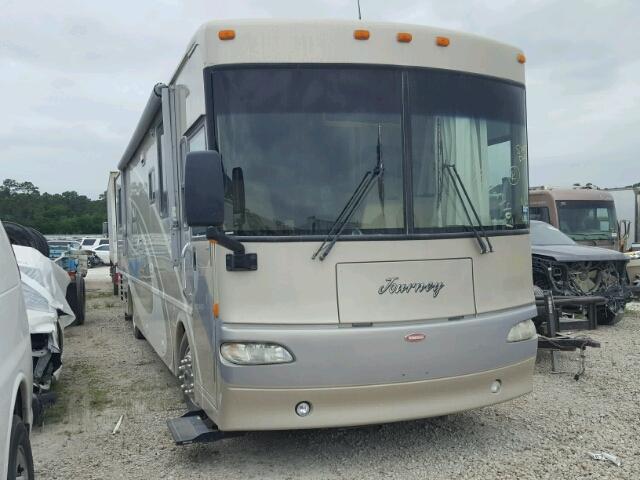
[397,32,412,43]
[218,29,236,40]
[213,303,220,318]
[354,29,370,40]
[517,53,526,64]
[436,36,450,47]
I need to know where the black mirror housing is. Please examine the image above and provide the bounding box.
[184,150,225,227]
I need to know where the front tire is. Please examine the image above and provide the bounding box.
[7,415,34,480]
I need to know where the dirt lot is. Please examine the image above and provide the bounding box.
[31,267,640,479]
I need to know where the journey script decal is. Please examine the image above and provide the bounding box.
[378,277,446,298]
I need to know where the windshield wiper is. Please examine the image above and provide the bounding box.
[312,125,384,261]
[443,164,494,254]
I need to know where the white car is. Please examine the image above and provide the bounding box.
[80,237,109,251]
[13,245,75,391]
[0,221,35,480]
[91,244,110,265]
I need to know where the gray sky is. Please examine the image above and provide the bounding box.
[1,0,638,198]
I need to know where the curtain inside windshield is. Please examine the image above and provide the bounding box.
[213,67,403,235]
[212,66,528,236]
[409,71,528,231]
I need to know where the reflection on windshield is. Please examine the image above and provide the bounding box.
[530,221,575,246]
[556,201,617,240]
[212,66,528,236]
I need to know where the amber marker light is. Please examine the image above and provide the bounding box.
[436,36,450,47]
[213,303,220,318]
[397,32,412,43]
[218,29,236,40]
[517,53,526,64]
[354,29,370,40]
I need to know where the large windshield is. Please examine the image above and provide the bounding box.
[211,66,528,236]
[556,200,617,240]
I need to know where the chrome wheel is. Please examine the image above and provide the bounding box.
[179,345,195,401]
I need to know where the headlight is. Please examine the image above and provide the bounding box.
[507,319,537,342]
[625,251,640,260]
[220,342,294,365]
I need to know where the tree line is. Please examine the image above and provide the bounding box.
[0,179,106,234]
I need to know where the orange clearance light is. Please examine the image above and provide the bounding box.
[218,29,236,41]
[397,32,412,43]
[354,29,370,40]
[213,303,220,318]
[517,53,526,64]
[436,36,450,47]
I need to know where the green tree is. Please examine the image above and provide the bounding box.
[0,179,106,234]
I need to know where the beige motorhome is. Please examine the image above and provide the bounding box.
[109,20,537,442]
[529,187,618,249]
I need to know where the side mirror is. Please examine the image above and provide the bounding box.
[184,150,224,227]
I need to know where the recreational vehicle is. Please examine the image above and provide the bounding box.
[529,187,618,249]
[110,20,537,441]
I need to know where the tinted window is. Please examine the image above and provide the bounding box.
[530,206,550,223]
[556,200,617,241]
[213,67,403,235]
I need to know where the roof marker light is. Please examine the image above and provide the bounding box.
[397,32,412,43]
[218,30,236,41]
[354,29,370,40]
[436,36,450,47]
[517,53,526,64]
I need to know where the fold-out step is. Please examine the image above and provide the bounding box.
[167,411,242,445]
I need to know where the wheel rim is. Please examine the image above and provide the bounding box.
[180,345,195,403]
[15,444,30,480]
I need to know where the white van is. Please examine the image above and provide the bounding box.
[0,221,34,479]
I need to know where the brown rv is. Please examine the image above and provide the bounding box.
[529,187,618,249]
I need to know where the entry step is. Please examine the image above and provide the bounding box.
[167,411,239,445]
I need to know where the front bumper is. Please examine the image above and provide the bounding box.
[211,304,538,430]
[216,357,535,430]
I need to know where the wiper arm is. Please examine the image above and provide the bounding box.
[443,164,493,254]
[312,125,383,261]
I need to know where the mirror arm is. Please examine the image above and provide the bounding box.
[206,227,245,254]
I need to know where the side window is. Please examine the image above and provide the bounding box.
[530,206,550,224]
[156,122,168,216]
[99,239,109,245]
[148,169,156,203]
[116,186,122,226]
[182,120,207,234]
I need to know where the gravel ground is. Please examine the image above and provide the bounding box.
[31,267,640,479]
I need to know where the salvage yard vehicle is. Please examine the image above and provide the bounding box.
[12,245,76,391]
[530,220,631,325]
[0,221,35,480]
[529,187,618,249]
[110,20,537,443]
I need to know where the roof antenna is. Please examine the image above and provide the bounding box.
[357,0,362,20]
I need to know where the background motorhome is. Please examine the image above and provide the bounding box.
[605,186,640,288]
[110,19,537,441]
[529,187,618,249]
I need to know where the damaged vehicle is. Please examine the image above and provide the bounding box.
[12,245,75,391]
[530,220,631,325]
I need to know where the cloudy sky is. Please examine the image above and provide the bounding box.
[1,0,638,198]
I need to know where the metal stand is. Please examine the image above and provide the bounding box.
[536,291,602,378]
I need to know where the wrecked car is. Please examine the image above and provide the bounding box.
[530,220,631,325]
[12,245,75,391]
